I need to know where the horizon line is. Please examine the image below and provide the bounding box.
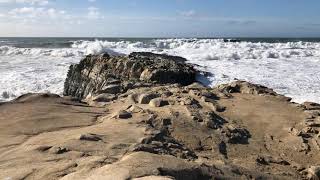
[1,36,320,39]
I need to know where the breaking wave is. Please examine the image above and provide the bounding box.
[1,38,320,103]
[0,39,319,59]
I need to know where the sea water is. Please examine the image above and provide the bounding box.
[1,37,320,103]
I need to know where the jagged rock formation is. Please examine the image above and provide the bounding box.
[1,53,320,180]
[64,52,196,99]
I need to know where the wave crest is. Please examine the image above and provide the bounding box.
[0,39,319,60]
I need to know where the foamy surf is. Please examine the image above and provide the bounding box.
[1,38,320,103]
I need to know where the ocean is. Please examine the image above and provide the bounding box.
[1,37,320,103]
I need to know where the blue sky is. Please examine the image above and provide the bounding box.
[0,0,319,37]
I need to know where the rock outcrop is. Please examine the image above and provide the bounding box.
[1,53,320,180]
[64,52,196,99]
[217,80,277,96]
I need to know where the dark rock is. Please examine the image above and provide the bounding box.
[256,156,269,165]
[256,156,290,166]
[218,141,228,158]
[201,91,219,100]
[162,118,172,126]
[162,91,174,97]
[36,146,53,152]
[99,84,121,94]
[101,53,110,58]
[304,102,320,110]
[64,52,197,99]
[49,147,70,154]
[79,133,102,141]
[204,112,227,129]
[106,78,121,84]
[116,110,132,119]
[305,121,320,127]
[131,144,157,153]
[224,125,251,144]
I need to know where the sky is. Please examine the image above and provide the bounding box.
[0,0,319,37]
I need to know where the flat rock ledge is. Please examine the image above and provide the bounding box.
[1,53,320,180]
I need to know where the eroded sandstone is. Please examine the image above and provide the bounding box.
[1,53,320,180]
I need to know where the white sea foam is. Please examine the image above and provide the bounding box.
[0,55,80,101]
[1,39,320,103]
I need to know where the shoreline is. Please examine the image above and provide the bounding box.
[1,38,320,104]
[1,75,317,105]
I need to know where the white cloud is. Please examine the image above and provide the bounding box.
[8,7,66,19]
[0,3,106,35]
[2,5,105,24]
[47,8,65,18]
[0,0,49,5]
[88,0,96,2]
[87,6,102,19]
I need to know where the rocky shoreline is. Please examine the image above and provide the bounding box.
[1,52,320,179]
